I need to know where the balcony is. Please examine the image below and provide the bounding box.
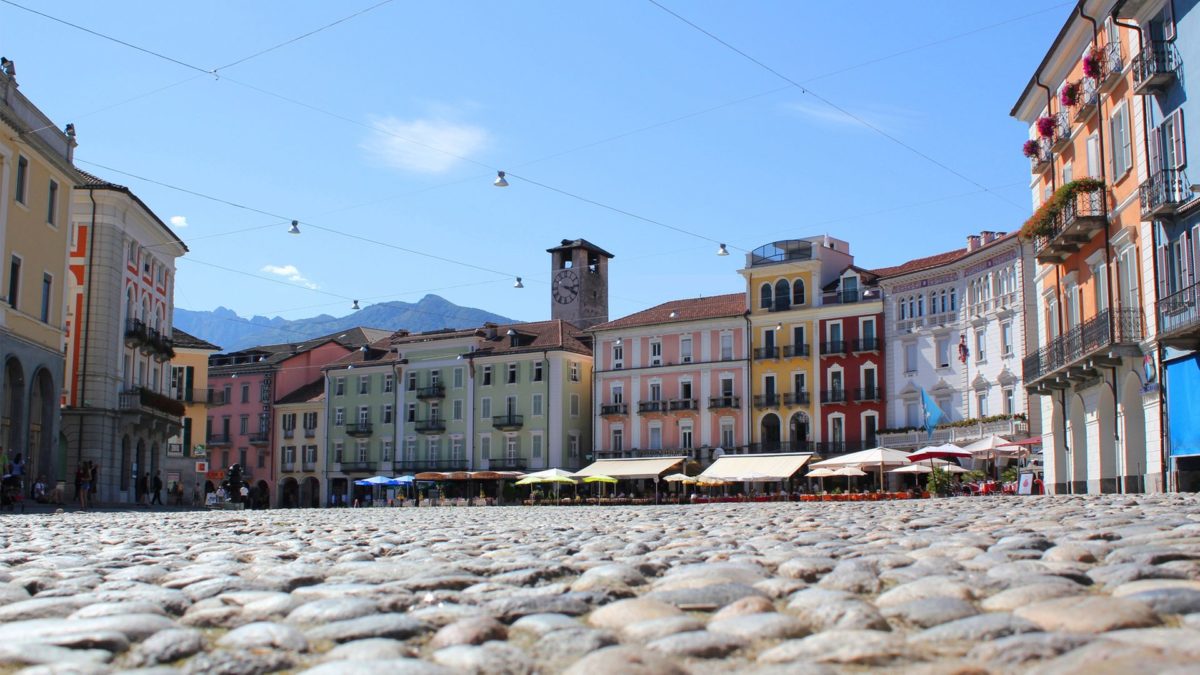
[346,422,373,437]
[207,434,231,446]
[1050,111,1072,152]
[821,288,882,305]
[416,384,445,400]
[282,461,297,473]
[637,400,668,414]
[1157,280,1200,350]
[783,344,810,358]
[248,432,270,445]
[820,340,848,356]
[119,387,185,419]
[1098,41,1124,92]
[415,418,446,434]
[668,398,698,413]
[1023,308,1143,391]
[493,414,524,430]
[821,389,847,404]
[753,346,779,360]
[124,318,148,347]
[851,337,880,353]
[1073,77,1100,124]
[488,458,528,472]
[206,389,227,406]
[753,393,781,408]
[1132,41,1180,95]
[600,403,628,416]
[708,395,740,410]
[302,461,317,472]
[1029,138,1052,174]
[339,461,376,473]
[304,427,316,438]
[394,459,469,473]
[854,387,881,403]
[783,391,810,406]
[1033,186,1107,263]
[1139,168,1193,219]
[879,418,1030,450]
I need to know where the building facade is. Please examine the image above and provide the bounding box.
[62,172,187,503]
[1013,0,1163,493]
[275,378,324,508]
[590,294,750,466]
[166,328,221,499]
[876,231,1038,448]
[1,63,75,488]
[739,237,885,457]
[324,339,398,504]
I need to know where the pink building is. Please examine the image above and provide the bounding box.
[590,294,750,466]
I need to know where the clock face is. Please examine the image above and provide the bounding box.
[552,268,579,305]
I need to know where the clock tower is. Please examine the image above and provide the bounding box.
[547,238,614,330]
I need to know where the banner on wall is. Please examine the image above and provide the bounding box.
[1166,353,1200,457]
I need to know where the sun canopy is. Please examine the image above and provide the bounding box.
[573,457,686,479]
[806,467,838,478]
[582,475,617,484]
[663,473,697,483]
[833,466,867,476]
[526,468,575,480]
[810,447,911,468]
[908,443,971,463]
[699,453,812,481]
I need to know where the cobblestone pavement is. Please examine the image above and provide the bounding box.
[0,494,1198,674]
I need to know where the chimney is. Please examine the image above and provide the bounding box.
[981,230,998,244]
[485,323,498,340]
[967,235,982,251]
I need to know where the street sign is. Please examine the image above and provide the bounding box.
[195,461,208,473]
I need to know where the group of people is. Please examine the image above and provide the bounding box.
[133,470,166,506]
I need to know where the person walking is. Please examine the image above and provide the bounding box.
[151,471,163,506]
[77,461,91,510]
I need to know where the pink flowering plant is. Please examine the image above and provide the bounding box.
[1060,81,1080,107]
[1037,116,1057,138]
[1023,139,1040,158]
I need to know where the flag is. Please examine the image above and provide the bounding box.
[921,388,944,440]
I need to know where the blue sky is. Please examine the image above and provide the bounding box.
[3,1,1067,326]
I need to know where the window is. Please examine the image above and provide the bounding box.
[612,384,624,404]
[1118,248,1140,311]
[793,279,805,306]
[532,393,543,416]
[1086,133,1101,177]
[975,330,986,362]
[841,276,858,303]
[260,382,270,403]
[532,434,543,458]
[382,440,393,462]
[720,420,735,448]
[570,394,580,416]
[282,413,296,432]
[453,367,463,388]
[1004,388,1015,415]
[333,441,344,463]
[452,399,463,420]
[1001,322,1014,357]
[949,288,957,311]
[861,318,876,347]
[407,372,417,391]
[1062,160,1073,185]
[383,374,394,393]
[906,402,920,428]
[39,273,51,323]
[759,283,772,309]
[532,361,543,381]
[650,340,662,366]
[680,423,693,450]
[482,366,493,386]
[613,343,624,369]
[611,428,624,452]
[382,404,394,424]
[977,392,989,417]
[720,333,733,360]
[862,367,877,398]
[481,397,491,419]
[334,378,344,397]
[936,338,950,368]
[258,450,266,469]
[504,436,517,461]
[1155,109,1187,172]
[406,403,416,423]
[305,445,317,464]
[507,363,518,384]
[6,256,18,309]
[569,434,580,458]
[680,380,693,403]
[303,412,318,431]
[405,437,417,460]
[720,376,733,397]
[480,435,491,460]
[283,446,296,464]
[648,425,662,450]
[863,414,878,448]
[429,401,441,421]
[356,440,368,462]
[46,180,58,225]
[334,408,345,426]
[650,381,662,401]
[904,343,918,374]
[680,336,692,363]
[428,437,441,460]
[500,396,515,419]
[570,362,579,382]
[15,156,28,205]
[830,416,844,446]
[451,437,463,462]
[431,370,442,387]
[1110,102,1132,178]
[358,375,369,395]
[793,325,805,352]
[239,415,249,435]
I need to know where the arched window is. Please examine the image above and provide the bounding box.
[950,287,958,311]
[899,300,907,320]
[126,287,135,322]
[774,279,790,311]
[759,283,772,309]
[141,297,150,322]
[918,295,925,316]
[792,279,805,306]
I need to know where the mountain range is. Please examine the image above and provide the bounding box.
[174,294,516,353]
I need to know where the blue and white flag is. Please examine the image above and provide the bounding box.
[921,388,944,439]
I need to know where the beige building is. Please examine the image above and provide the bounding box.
[165,328,221,501]
[1,60,76,485]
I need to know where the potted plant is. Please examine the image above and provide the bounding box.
[1083,48,1102,79]
[1037,116,1057,139]
[1023,139,1040,158]
[1061,81,1081,107]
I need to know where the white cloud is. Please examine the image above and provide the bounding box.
[169,215,188,228]
[781,100,915,133]
[362,115,488,174]
[261,264,318,290]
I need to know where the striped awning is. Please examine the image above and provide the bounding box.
[699,453,813,481]
[573,457,687,479]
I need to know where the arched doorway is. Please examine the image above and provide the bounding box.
[788,412,809,451]
[279,477,299,508]
[119,436,132,493]
[301,477,320,508]
[1121,373,1147,493]
[1098,385,1117,493]
[1068,394,1089,494]
[2,358,25,455]
[760,413,781,452]
[134,439,147,503]
[1050,398,1067,494]
[26,368,55,484]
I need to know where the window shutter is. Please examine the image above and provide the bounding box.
[1173,109,1186,169]
[1158,246,1171,297]
[1149,125,1162,175]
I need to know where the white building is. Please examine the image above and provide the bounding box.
[876,231,1038,448]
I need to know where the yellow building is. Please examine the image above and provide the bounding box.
[1,61,76,484]
[165,328,221,501]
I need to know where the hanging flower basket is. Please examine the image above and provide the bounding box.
[1036,116,1057,138]
[1082,49,1102,79]
[1020,178,1106,239]
[1060,81,1081,107]
[1023,139,1040,158]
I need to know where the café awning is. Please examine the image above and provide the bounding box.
[699,453,813,481]
[573,457,687,479]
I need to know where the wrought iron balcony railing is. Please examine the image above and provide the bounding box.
[783,391,810,406]
[820,340,848,356]
[1022,308,1142,388]
[821,389,847,404]
[708,395,740,409]
[637,400,668,414]
[1157,280,1200,349]
[393,459,469,472]
[1132,41,1181,94]
[338,461,376,473]
[492,414,524,430]
[1050,111,1072,152]
[753,393,781,408]
[415,418,446,433]
[753,346,779,360]
[248,432,270,445]
[416,384,445,400]
[1029,137,1053,173]
[668,398,698,412]
[854,387,882,402]
[1034,186,1107,263]
[850,337,880,352]
[782,344,810,357]
[600,403,628,416]
[1139,168,1192,219]
[1073,77,1100,123]
[346,422,373,436]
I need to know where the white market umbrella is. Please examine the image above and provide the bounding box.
[961,434,1013,480]
[663,473,697,483]
[832,465,866,492]
[807,467,837,492]
[812,447,909,491]
[526,468,575,480]
[889,464,933,474]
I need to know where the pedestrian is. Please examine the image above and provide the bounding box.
[151,471,163,505]
[77,461,91,510]
[139,472,150,506]
[191,481,200,507]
